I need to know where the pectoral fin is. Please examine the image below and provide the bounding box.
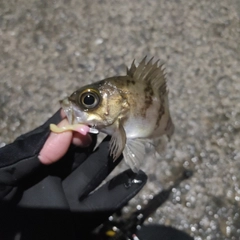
[109,122,126,161]
[123,139,146,173]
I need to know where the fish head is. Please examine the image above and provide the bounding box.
[60,80,128,131]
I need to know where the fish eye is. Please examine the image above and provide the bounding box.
[80,89,100,109]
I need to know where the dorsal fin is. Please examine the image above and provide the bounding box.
[126,59,137,77]
[126,56,167,95]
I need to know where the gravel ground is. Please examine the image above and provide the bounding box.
[0,0,240,239]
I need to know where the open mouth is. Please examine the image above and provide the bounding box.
[50,97,100,135]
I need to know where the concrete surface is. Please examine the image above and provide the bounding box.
[0,0,240,239]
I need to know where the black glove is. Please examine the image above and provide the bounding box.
[0,110,147,240]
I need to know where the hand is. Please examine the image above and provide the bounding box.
[38,110,93,165]
[0,110,147,240]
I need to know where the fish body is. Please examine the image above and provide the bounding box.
[61,57,174,172]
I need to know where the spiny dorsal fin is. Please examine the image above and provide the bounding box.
[126,56,167,95]
[126,59,137,77]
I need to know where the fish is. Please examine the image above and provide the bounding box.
[59,57,174,172]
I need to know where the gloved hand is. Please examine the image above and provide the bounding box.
[0,110,147,240]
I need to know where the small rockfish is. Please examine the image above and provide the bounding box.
[58,57,174,172]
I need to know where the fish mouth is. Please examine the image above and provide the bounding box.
[60,97,73,124]
[60,97,99,134]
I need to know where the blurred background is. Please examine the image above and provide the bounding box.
[0,0,240,239]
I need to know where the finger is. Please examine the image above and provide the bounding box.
[38,119,73,165]
[72,170,147,231]
[62,136,123,203]
[79,169,147,211]
[72,131,92,147]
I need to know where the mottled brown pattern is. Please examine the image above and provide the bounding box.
[155,96,165,129]
[144,83,154,106]
[126,79,136,86]
[139,82,154,117]
[106,76,127,88]
[165,116,172,131]
[164,116,174,139]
